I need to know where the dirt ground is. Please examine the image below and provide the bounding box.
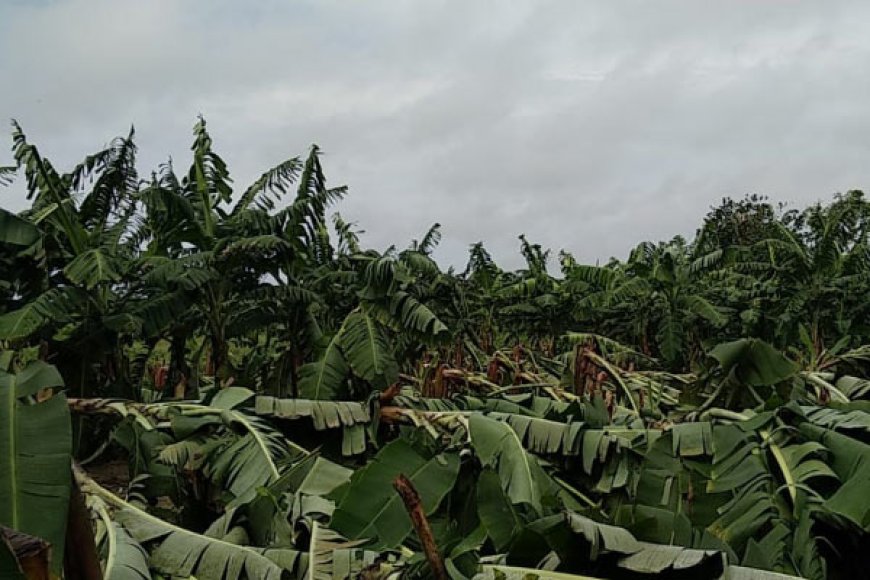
[84,459,130,495]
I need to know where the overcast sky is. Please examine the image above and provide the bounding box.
[2,1,870,269]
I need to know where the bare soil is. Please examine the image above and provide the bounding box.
[84,459,129,495]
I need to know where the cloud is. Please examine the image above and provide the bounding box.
[3,0,870,269]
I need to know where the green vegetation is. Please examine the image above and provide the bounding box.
[2,120,870,579]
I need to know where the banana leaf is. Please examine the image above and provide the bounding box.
[0,361,71,575]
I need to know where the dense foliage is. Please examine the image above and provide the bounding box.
[2,121,870,579]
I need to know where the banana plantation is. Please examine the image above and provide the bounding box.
[3,119,870,580]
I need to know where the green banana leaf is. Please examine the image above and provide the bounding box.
[329,437,460,549]
[0,208,40,247]
[0,361,71,575]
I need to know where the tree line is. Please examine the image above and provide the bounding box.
[1,119,868,398]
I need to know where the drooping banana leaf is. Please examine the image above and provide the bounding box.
[89,493,151,580]
[481,511,804,579]
[0,361,71,575]
[476,565,602,579]
[78,469,293,579]
[0,287,87,340]
[708,339,797,386]
[308,522,380,580]
[834,375,870,400]
[255,396,370,455]
[626,416,834,578]
[233,452,352,549]
[0,208,40,247]
[385,290,448,341]
[161,388,308,505]
[799,422,870,529]
[704,421,834,577]
[254,397,370,430]
[483,411,643,494]
[477,562,802,579]
[476,468,522,551]
[297,336,350,400]
[340,310,399,391]
[296,309,399,400]
[469,414,557,516]
[103,522,152,580]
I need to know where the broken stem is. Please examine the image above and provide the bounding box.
[392,474,447,580]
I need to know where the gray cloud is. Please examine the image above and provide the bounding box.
[3,0,870,269]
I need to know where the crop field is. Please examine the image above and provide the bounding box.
[1,121,870,579]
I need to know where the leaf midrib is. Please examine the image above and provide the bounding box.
[363,313,383,376]
[311,324,345,399]
[84,472,282,576]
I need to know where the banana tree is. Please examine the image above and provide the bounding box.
[495,236,573,356]
[0,123,141,398]
[133,119,344,390]
[566,239,726,369]
[297,247,449,400]
[757,191,870,352]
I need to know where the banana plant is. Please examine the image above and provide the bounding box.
[0,124,141,398]
[564,239,726,368]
